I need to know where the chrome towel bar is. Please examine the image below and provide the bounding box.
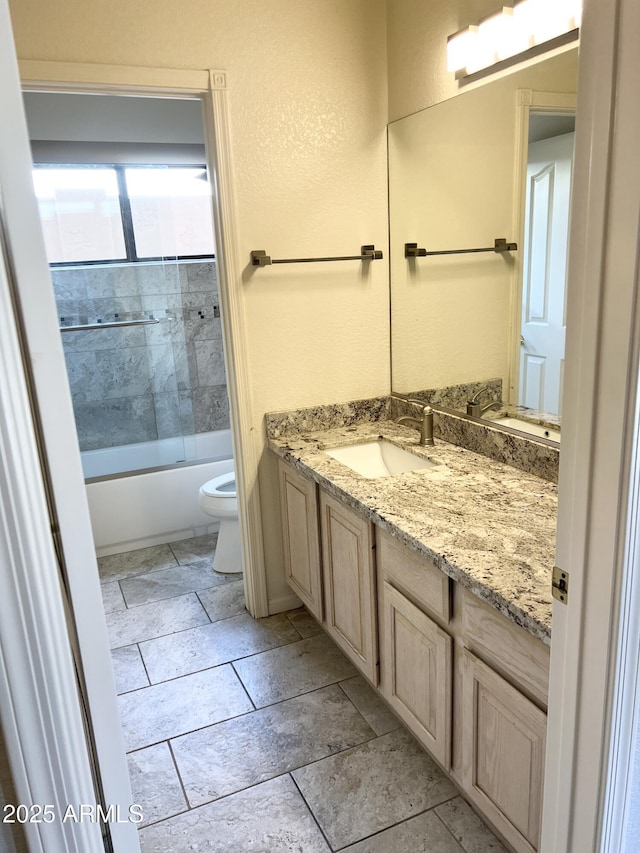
[251,244,383,267]
[405,238,517,258]
[59,318,160,333]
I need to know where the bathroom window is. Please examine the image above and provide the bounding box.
[33,164,215,264]
[33,166,127,264]
[125,167,214,259]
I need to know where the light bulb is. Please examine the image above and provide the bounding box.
[447,26,478,73]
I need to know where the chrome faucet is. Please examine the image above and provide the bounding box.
[466,385,503,418]
[396,403,435,446]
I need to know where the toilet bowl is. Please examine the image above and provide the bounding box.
[198,471,243,574]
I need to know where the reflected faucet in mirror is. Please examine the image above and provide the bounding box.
[466,385,503,418]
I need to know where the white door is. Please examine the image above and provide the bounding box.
[0,3,139,850]
[520,132,574,416]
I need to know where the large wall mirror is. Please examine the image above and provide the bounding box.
[389,45,578,432]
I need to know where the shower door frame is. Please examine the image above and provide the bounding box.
[19,60,269,620]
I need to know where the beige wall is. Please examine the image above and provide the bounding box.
[386,0,499,121]
[8,0,390,608]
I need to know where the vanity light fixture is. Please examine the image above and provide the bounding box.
[447,0,582,79]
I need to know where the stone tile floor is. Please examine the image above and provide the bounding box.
[99,533,507,853]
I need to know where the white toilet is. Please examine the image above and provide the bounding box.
[198,471,243,574]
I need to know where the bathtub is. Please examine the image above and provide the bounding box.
[85,429,234,557]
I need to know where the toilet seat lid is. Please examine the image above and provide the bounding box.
[201,471,236,497]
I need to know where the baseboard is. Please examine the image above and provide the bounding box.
[268,592,302,615]
[94,523,218,558]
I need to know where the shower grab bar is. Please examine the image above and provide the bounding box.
[251,244,383,267]
[404,238,518,258]
[59,318,160,333]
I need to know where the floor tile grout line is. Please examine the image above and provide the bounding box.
[165,726,383,816]
[135,771,315,835]
[283,609,307,642]
[136,642,152,689]
[126,733,477,846]
[194,589,213,623]
[136,634,302,684]
[168,537,218,565]
[106,598,214,651]
[108,604,299,657]
[137,804,193,833]
[288,772,336,852]
[336,679,403,738]
[284,728,384,780]
[432,806,476,853]
[123,705,259,755]
[327,801,461,853]
[133,629,334,690]
[213,675,374,717]
[124,640,359,701]
[166,739,192,812]
[119,659,233,693]
[122,591,243,619]
[112,569,240,606]
[113,578,127,611]
[123,682,380,759]
[99,549,228,588]
[99,561,180,586]
[328,686,382,742]
[108,602,252,653]
[120,580,237,611]
[230,660,257,711]
[124,621,309,683]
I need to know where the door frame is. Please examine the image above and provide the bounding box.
[541,0,640,848]
[0,6,134,848]
[509,89,577,408]
[18,59,269,620]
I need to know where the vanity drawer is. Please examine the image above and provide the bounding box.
[462,589,550,708]
[377,529,451,625]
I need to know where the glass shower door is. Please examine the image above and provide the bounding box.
[54,258,187,479]
[31,162,221,480]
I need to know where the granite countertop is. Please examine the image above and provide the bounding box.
[268,419,557,644]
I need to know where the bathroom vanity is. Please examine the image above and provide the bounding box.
[268,401,556,853]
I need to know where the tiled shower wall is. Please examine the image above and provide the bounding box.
[52,260,229,452]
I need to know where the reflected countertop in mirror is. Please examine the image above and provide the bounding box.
[388,45,579,435]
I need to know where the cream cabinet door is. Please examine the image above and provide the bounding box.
[278,459,323,621]
[380,581,452,769]
[320,490,377,684]
[461,649,546,853]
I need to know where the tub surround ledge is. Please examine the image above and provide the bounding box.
[267,408,556,645]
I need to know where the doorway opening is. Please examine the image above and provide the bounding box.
[22,91,237,558]
[518,110,575,418]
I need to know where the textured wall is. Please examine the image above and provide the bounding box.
[53,260,228,454]
[8,0,389,607]
[386,0,503,121]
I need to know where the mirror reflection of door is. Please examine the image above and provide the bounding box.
[520,115,575,417]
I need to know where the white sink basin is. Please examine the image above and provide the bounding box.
[494,417,561,443]
[324,440,441,478]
